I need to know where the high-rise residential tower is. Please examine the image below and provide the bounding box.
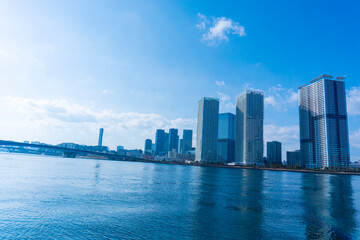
[182,129,193,154]
[98,128,104,147]
[218,113,236,163]
[299,74,350,168]
[266,141,282,164]
[155,129,168,155]
[235,90,264,165]
[196,97,219,163]
[144,139,152,154]
[168,128,179,153]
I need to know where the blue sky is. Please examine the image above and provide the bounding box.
[0,0,359,160]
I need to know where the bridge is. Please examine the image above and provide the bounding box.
[0,140,143,161]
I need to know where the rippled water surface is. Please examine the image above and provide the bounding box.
[0,153,359,239]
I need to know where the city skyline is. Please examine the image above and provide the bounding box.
[0,1,359,161]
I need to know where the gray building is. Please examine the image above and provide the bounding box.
[218,113,236,163]
[168,128,179,153]
[98,128,104,147]
[299,74,350,168]
[155,129,168,155]
[144,139,152,154]
[182,129,193,154]
[267,141,282,164]
[235,90,264,165]
[287,150,301,167]
[196,97,219,163]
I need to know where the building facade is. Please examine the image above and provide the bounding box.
[182,129,193,154]
[196,97,219,163]
[266,141,282,165]
[144,139,152,155]
[168,128,179,153]
[286,150,301,167]
[235,90,264,165]
[98,128,104,147]
[299,74,350,168]
[155,129,168,155]
[218,113,236,163]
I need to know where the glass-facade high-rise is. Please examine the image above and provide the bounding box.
[182,129,193,154]
[235,90,264,165]
[218,113,236,163]
[196,97,219,163]
[266,141,282,164]
[98,128,104,147]
[286,150,301,167]
[155,129,168,155]
[144,139,152,154]
[299,74,350,168]
[168,128,179,153]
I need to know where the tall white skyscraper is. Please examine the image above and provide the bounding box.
[299,74,350,168]
[235,90,264,165]
[196,97,219,163]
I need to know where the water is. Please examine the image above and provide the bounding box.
[0,153,359,239]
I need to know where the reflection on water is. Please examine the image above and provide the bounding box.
[0,153,359,239]
[302,174,357,239]
[190,167,265,240]
[329,175,356,238]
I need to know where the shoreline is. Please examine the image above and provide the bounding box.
[129,158,360,176]
[1,151,359,176]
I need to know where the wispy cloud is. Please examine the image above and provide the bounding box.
[350,129,360,149]
[264,124,300,158]
[4,97,196,149]
[215,80,225,86]
[347,86,360,116]
[217,92,235,112]
[264,84,298,111]
[196,13,246,46]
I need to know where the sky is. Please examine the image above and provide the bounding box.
[0,0,359,160]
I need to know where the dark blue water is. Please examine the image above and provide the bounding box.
[0,153,359,239]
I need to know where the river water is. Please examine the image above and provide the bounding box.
[0,153,359,239]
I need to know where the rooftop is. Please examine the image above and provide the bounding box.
[236,89,264,99]
[298,74,346,89]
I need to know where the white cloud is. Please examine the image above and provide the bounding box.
[195,13,208,30]
[2,97,196,150]
[347,86,360,115]
[217,92,235,112]
[264,84,298,111]
[350,129,360,149]
[264,124,300,159]
[264,95,276,107]
[196,13,246,46]
[215,80,225,86]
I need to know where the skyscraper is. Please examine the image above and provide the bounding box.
[168,128,179,152]
[299,74,350,168]
[155,129,168,155]
[286,150,301,167]
[218,113,236,163]
[144,139,152,154]
[98,128,104,147]
[196,97,219,163]
[182,129,193,154]
[266,141,282,164]
[235,90,264,165]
